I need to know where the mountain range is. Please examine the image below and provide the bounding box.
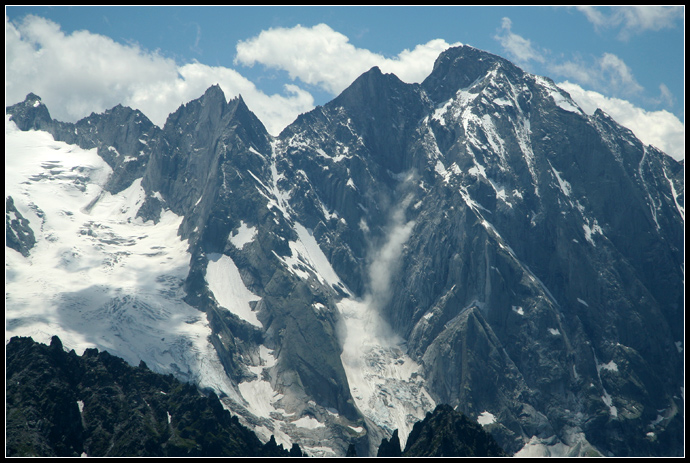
[6,44,684,457]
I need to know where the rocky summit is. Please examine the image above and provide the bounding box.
[5,45,684,457]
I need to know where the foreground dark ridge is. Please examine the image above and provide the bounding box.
[5,336,302,457]
[376,404,510,457]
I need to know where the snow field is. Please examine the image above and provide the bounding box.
[205,253,262,327]
[5,117,238,400]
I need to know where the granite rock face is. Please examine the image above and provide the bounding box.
[6,196,36,257]
[6,45,684,456]
[270,46,684,456]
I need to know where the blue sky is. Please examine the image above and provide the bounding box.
[5,6,685,159]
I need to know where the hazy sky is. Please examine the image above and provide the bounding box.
[5,6,685,160]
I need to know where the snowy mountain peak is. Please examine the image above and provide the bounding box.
[6,92,53,131]
[422,45,520,104]
[24,92,43,106]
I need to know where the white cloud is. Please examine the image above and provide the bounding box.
[549,52,643,97]
[598,53,643,95]
[615,6,684,31]
[493,17,545,66]
[6,14,177,121]
[549,57,598,87]
[235,23,461,95]
[558,81,684,161]
[5,15,313,135]
[575,6,608,28]
[656,83,675,108]
[575,6,684,40]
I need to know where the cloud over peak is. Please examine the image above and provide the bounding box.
[5,14,314,135]
[493,17,546,67]
[5,14,683,161]
[235,23,461,96]
[6,17,458,136]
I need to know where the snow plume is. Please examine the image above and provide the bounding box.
[338,185,417,361]
[337,172,434,447]
[366,193,416,316]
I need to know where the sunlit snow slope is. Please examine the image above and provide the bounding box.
[5,116,238,398]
